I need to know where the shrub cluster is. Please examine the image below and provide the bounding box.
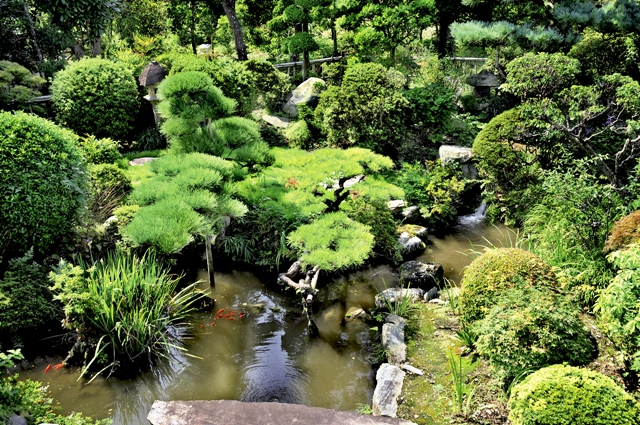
[603,210,640,253]
[0,111,87,255]
[52,58,139,139]
[508,365,639,425]
[79,135,122,164]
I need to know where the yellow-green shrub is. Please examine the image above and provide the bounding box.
[459,248,557,323]
[508,365,639,425]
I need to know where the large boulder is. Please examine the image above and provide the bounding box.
[372,364,405,417]
[282,77,325,116]
[375,288,425,310]
[398,232,425,259]
[399,261,444,291]
[382,314,407,365]
[438,145,477,179]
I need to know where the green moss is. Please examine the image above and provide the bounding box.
[459,248,557,323]
[397,224,426,238]
[509,365,639,425]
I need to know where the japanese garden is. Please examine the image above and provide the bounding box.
[2,1,640,424]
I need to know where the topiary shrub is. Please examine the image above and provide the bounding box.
[88,164,131,197]
[0,60,45,112]
[459,248,557,323]
[345,198,401,264]
[284,120,312,148]
[0,250,57,336]
[508,364,639,425]
[51,58,139,139]
[603,210,640,253]
[475,287,594,383]
[244,59,292,113]
[80,135,122,164]
[0,111,87,256]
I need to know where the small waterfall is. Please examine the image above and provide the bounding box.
[457,202,488,227]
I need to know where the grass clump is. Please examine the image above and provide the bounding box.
[508,364,639,425]
[50,250,205,376]
[459,248,557,324]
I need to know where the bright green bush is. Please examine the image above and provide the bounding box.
[0,111,87,255]
[288,212,374,271]
[0,250,57,335]
[80,135,122,164]
[286,32,319,55]
[475,287,593,383]
[314,62,410,157]
[402,84,455,132]
[51,58,140,139]
[244,59,292,113]
[0,60,45,112]
[502,52,580,101]
[596,246,640,372]
[88,164,131,197]
[50,251,205,371]
[459,248,557,323]
[508,365,639,425]
[284,120,312,148]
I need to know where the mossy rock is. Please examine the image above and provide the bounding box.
[509,364,639,425]
[459,248,557,323]
[604,210,640,253]
[396,224,428,239]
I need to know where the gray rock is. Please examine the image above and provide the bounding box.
[424,287,440,302]
[375,288,425,310]
[103,215,118,230]
[387,200,406,212]
[439,145,478,179]
[345,307,366,321]
[382,321,406,365]
[262,114,291,128]
[400,364,424,376]
[428,298,446,305]
[385,314,407,326]
[399,261,444,291]
[282,77,325,116]
[9,416,27,425]
[401,206,419,219]
[466,70,500,87]
[129,157,158,166]
[398,233,425,259]
[372,364,405,417]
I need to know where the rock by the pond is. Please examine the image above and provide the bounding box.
[400,363,424,376]
[382,320,406,365]
[9,416,27,425]
[372,363,406,417]
[148,400,416,425]
[396,224,428,240]
[387,200,406,213]
[345,307,366,321]
[402,206,419,219]
[438,145,477,179]
[262,114,291,128]
[399,261,444,291]
[128,157,158,166]
[375,288,425,310]
[424,287,440,302]
[398,232,426,259]
[282,77,325,117]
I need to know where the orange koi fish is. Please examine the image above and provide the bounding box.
[53,363,65,370]
[215,308,225,315]
[210,322,216,327]
[44,364,51,374]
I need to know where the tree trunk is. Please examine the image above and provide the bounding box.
[302,51,308,81]
[221,0,248,60]
[190,0,197,55]
[90,38,101,57]
[436,14,453,58]
[72,43,85,60]
[20,0,43,63]
[205,234,215,287]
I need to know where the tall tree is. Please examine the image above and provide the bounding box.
[219,0,248,60]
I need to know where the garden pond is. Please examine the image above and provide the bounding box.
[17,209,511,425]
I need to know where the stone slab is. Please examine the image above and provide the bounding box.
[372,364,405,417]
[148,400,417,425]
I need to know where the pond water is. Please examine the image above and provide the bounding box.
[16,206,512,424]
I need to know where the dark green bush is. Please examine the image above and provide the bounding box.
[508,364,639,425]
[51,58,140,139]
[459,248,557,323]
[402,83,455,132]
[475,287,593,383]
[88,164,131,197]
[345,198,401,263]
[314,62,409,157]
[244,59,292,113]
[80,135,122,164]
[286,32,319,55]
[133,127,167,151]
[0,111,87,255]
[0,60,45,112]
[0,250,57,335]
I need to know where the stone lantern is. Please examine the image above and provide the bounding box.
[466,69,500,97]
[139,61,165,127]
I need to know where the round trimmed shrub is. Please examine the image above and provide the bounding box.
[0,111,87,255]
[52,58,139,139]
[475,287,593,382]
[459,248,557,323]
[503,52,580,100]
[603,210,640,252]
[89,164,131,197]
[80,135,122,164]
[508,364,639,425]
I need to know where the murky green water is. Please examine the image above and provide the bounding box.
[16,208,511,424]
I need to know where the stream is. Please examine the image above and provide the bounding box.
[16,206,512,425]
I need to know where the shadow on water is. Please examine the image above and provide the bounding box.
[17,269,381,425]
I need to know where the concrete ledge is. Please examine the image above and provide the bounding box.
[148,400,417,425]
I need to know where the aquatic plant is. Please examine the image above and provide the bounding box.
[50,251,206,378]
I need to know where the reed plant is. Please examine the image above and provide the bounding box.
[51,251,206,378]
[448,352,476,417]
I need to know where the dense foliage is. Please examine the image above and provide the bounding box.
[0,61,44,112]
[508,365,639,425]
[0,111,86,256]
[51,58,140,139]
[459,248,557,324]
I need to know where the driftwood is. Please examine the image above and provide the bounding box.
[279,262,321,338]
